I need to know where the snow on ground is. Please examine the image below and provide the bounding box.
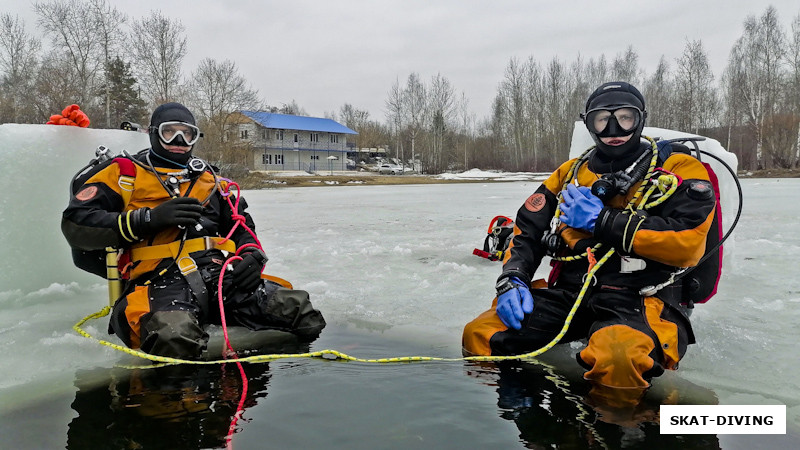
[435,168,550,181]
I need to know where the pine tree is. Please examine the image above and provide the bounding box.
[102,56,147,129]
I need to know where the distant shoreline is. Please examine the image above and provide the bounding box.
[235,168,796,189]
[236,172,536,189]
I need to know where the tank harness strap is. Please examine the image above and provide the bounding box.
[113,157,136,206]
[104,158,137,306]
[177,255,210,322]
[128,237,237,262]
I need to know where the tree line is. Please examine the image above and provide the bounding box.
[1,2,798,172]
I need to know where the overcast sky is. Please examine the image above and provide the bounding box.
[8,0,800,121]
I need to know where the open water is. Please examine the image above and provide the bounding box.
[0,124,798,449]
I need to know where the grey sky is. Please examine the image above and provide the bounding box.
[7,0,800,120]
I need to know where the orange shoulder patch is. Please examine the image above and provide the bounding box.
[524,193,546,212]
[75,185,98,201]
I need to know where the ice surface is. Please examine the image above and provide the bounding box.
[1,124,797,433]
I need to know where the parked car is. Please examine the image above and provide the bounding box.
[378,164,403,175]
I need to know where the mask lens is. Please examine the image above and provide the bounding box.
[158,121,200,145]
[585,107,641,135]
[612,108,639,132]
[588,110,612,134]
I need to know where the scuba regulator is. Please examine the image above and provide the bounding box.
[541,216,566,256]
[590,152,651,202]
[541,146,653,257]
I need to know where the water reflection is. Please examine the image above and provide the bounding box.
[67,335,309,449]
[466,360,722,449]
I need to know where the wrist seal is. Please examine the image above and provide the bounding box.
[495,277,516,296]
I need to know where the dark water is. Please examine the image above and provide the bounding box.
[3,324,796,450]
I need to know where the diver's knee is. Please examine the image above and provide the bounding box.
[577,324,662,389]
[140,310,208,359]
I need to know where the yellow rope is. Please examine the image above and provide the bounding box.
[73,249,615,366]
[73,138,669,367]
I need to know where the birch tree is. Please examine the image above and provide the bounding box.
[458,92,475,170]
[786,13,800,163]
[643,56,673,129]
[403,73,426,173]
[674,39,717,134]
[385,77,405,167]
[495,57,529,167]
[611,45,641,87]
[727,7,786,168]
[427,72,456,172]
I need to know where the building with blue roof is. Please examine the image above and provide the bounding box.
[234,111,358,172]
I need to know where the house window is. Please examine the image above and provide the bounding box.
[276,130,284,140]
[241,129,249,139]
[275,154,283,164]
[294,133,299,143]
[330,134,339,144]
[262,129,268,139]
[262,153,272,165]
[310,133,319,142]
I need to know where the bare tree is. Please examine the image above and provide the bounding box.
[642,56,673,129]
[541,57,572,167]
[458,92,474,170]
[184,58,262,164]
[129,11,187,104]
[611,45,642,86]
[426,73,456,172]
[787,13,800,163]
[339,103,370,149]
[89,0,128,128]
[494,57,530,167]
[674,39,717,134]
[385,77,405,168]
[585,54,609,89]
[34,0,103,107]
[403,73,427,173]
[275,99,307,115]
[727,7,786,168]
[0,14,40,123]
[32,50,83,121]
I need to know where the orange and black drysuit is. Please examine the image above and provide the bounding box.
[463,143,716,394]
[62,151,325,358]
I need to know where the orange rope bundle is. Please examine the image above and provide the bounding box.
[46,104,90,127]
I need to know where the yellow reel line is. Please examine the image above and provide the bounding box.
[73,249,615,366]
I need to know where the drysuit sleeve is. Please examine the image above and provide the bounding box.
[593,153,716,268]
[500,160,576,285]
[61,164,128,251]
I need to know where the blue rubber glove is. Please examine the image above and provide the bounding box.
[559,184,604,232]
[496,277,534,330]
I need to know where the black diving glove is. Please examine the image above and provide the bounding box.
[137,197,203,235]
[232,249,268,292]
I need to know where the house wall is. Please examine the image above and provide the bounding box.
[252,148,347,172]
[238,123,350,171]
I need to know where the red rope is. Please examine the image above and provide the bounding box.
[218,181,262,248]
[217,254,249,449]
[214,180,267,448]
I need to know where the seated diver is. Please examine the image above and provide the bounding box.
[462,82,717,405]
[61,102,326,359]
